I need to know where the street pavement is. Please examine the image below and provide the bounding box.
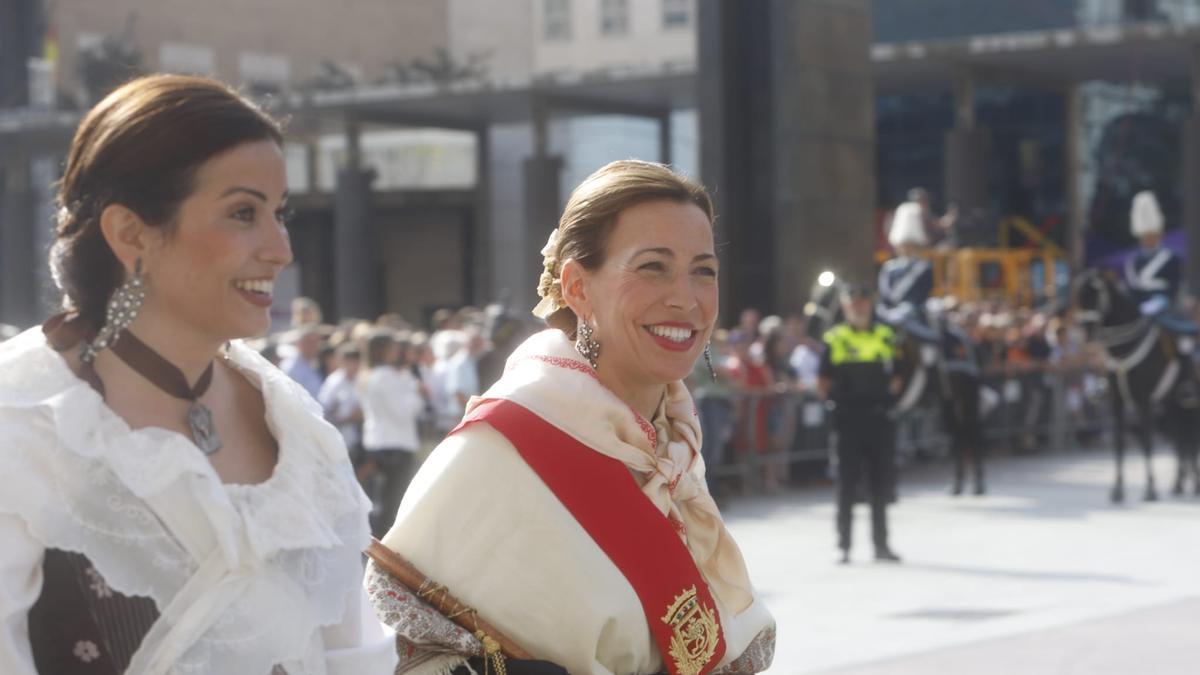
[721,447,1200,674]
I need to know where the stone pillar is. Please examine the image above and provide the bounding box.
[471,125,491,305]
[698,0,778,316]
[699,0,876,318]
[770,0,876,313]
[333,118,379,320]
[0,0,39,109]
[30,155,59,316]
[697,0,740,318]
[1182,119,1200,297]
[516,98,564,315]
[658,112,673,166]
[1183,47,1200,296]
[944,71,991,248]
[0,152,37,327]
[943,129,990,246]
[333,167,377,320]
[1064,84,1084,276]
[522,154,563,308]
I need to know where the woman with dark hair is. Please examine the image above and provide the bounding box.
[369,161,774,674]
[0,75,395,674]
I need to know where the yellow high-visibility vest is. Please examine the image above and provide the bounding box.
[823,323,896,365]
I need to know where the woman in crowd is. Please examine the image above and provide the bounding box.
[0,74,394,674]
[727,330,778,492]
[318,341,366,480]
[369,160,775,674]
[760,323,799,490]
[359,330,424,537]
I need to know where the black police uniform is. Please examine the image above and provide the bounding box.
[820,320,901,563]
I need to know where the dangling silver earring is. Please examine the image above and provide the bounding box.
[82,258,146,363]
[704,342,716,381]
[575,321,601,370]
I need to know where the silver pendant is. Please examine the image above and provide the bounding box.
[188,402,222,455]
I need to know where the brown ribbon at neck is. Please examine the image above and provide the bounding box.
[108,329,223,454]
[42,313,223,454]
[108,329,214,402]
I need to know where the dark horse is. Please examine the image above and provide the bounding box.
[1074,269,1200,502]
[806,278,984,491]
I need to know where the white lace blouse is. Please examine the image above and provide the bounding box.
[0,328,397,675]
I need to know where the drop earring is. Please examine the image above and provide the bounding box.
[575,321,601,370]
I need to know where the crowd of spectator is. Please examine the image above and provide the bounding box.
[0,294,1111,505]
[249,298,532,535]
[686,300,1111,498]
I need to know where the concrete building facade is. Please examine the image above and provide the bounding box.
[47,0,447,103]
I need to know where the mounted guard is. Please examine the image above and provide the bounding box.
[877,202,938,344]
[1124,190,1197,337]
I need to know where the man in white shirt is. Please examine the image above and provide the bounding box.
[445,329,483,415]
[430,329,483,434]
[318,343,364,465]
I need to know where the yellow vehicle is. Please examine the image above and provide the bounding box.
[874,215,1065,307]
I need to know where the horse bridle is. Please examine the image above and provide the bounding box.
[1075,272,1152,346]
[1074,271,1174,403]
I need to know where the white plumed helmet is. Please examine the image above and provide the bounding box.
[1130,190,1164,236]
[888,201,928,247]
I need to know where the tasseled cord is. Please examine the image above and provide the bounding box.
[417,579,507,675]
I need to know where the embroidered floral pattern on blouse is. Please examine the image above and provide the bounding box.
[0,336,381,675]
[712,624,776,674]
[84,565,113,599]
[73,640,101,663]
[365,561,480,673]
[527,354,597,380]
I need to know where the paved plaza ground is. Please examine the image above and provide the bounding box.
[722,447,1200,674]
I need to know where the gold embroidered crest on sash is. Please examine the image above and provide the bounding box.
[660,585,720,675]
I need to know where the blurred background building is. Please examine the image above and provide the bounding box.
[2,0,1200,328]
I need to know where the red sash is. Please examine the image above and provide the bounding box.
[453,398,727,675]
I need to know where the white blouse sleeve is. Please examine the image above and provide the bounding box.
[0,513,43,675]
[321,583,397,674]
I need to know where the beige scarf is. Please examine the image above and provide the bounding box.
[467,329,754,614]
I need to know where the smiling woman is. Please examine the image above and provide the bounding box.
[0,75,396,675]
[371,160,776,675]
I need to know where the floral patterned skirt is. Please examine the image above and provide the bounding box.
[28,549,158,675]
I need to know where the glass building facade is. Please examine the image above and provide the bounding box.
[875,0,1196,260]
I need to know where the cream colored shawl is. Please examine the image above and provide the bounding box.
[468,329,754,614]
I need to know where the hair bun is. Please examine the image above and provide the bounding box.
[532,229,566,320]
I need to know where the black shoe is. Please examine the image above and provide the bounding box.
[949,482,963,496]
[973,483,986,496]
[838,548,851,565]
[874,547,902,563]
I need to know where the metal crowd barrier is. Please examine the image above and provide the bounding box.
[697,364,1114,496]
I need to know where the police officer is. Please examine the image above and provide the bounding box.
[1124,190,1197,336]
[930,298,985,496]
[878,201,938,343]
[819,283,902,564]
